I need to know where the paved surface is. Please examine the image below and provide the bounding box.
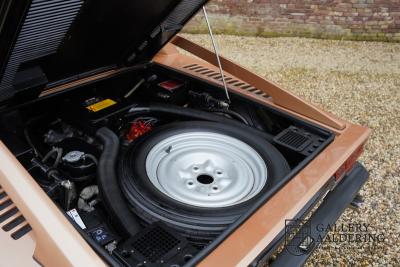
[183,34,400,266]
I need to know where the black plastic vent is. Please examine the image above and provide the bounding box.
[0,186,32,240]
[0,0,83,101]
[183,64,270,98]
[161,0,206,30]
[132,225,180,262]
[274,127,312,152]
[114,223,197,266]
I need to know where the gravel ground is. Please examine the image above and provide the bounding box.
[182,34,400,266]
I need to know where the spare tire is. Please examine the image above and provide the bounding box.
[119,121,290,245]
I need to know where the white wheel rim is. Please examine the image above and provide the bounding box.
[145,131,267,208]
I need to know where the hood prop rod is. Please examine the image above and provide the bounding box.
[202,6,231,104]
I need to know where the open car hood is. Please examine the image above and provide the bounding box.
[0,0,207,106]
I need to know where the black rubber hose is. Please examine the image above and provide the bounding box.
[96,127,141,237]
[125,103,274,142]
[207,109,250,125]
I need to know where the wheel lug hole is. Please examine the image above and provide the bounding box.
[212,185,219,191]
[187,181,195,187]
[216,170,223,175]
[193,166,199,171]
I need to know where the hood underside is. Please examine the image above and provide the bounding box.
[0,0,207,105]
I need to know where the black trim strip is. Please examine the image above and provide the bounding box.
[250,179,334,267]
[0,191,7,200]
[0,199,12,212]
[0,207,18,223]
[11,224,31,240]
[270,163,368,267]
[3,215,25,232]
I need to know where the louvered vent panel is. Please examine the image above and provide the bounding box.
[183,64,270,98]
[161,0,206,29]
[0,186,31,240]
[0,0,83,101]
[138,0,207,52]
[274,127,312,152]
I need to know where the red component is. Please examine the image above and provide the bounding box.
[126,120,152,141]
[158,80,183,91]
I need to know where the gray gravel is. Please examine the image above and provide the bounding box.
[182,34,400,266]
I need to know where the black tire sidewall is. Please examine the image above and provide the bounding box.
[120,121,289,228]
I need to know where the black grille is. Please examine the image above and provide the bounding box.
[274,127,312,152]
[132,225,180,262]
[0,0,83,101]
[161,0,207,29]
[114,223,197,266]
[0,185,32,239]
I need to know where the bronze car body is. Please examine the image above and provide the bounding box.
[0,1,370,266]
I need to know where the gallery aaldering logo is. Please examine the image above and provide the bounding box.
[285,219,313,256]
[285,219,385,256]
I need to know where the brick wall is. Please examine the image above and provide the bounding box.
[184,0,400,41]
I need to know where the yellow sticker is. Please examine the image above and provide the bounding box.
[86,99,116,112]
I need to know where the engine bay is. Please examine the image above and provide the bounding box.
[0,65,333,266]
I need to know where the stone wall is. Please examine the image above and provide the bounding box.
[184,0,400,41]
